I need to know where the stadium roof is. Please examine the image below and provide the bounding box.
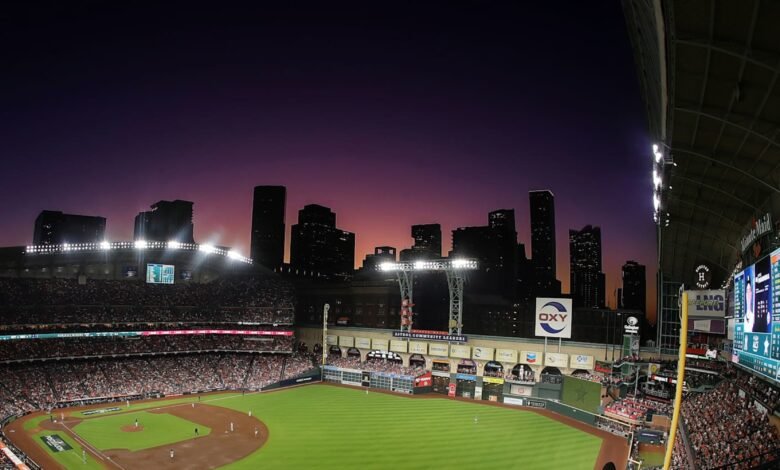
[624,0,780,285]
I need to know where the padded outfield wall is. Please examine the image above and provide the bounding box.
[562,375,603,415]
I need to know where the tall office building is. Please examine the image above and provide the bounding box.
[400,224,441,261]
[290,204,355,279]
[622,261,646,312]
[33,211,106,245]
[569,225,605,308]
[361,246,397,271]
[250,186,286,268]
[133,200,195,243]
[529,190,560,295]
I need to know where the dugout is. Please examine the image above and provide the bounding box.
[455,373,477,398]
[432,360,451,395]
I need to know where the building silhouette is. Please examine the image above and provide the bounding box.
[133,200,195,243]
[529,190,560,295]
[622,261,646,312]
[400,224,441,261]
[569,225,606,308]
[290,204,354,280]
[250,186,286,268]
[361,246,397,271]
[33,210,106,245]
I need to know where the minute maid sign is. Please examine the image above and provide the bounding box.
[534,298,572,338]
[740,213,772,254]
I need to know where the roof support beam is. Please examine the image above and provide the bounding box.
[672,147,779,193]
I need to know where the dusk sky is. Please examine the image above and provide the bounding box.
[1,2,656,318]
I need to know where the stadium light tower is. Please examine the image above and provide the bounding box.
[378,259,477,335]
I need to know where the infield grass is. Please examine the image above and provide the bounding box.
[73,410,210,451]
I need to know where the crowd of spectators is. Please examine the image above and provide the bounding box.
[722,364,780,411]
[594,415,632,438]
[0,335,294,361]
[508,368,534,382]
[0,352,314,421]
[604,397,671,422]
[677,380,779,469]
[0,277,294,327]
[327,356,424,377]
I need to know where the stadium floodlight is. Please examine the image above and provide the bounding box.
[62,243,71,251]
[227,250,241,260]
[379,262,395,271]
[168,240,181,249]
[414,260,425,270]
[199,244,216,254]
[99,241,111,250]
[134,240,147,250]
[653,143,663,163]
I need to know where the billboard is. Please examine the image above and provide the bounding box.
[429,343,449,357]
[414,372,432,388]
[371,339,388,351]
[544,352,568,367]
[450,345,471,359]
[390,340,408,353]
[535,298,573,338]
[338,336,354,347]
[687,290,726,318]
[482,376,504,384]
[472,347,494,361]
[355,337,371,349]
[146,263,174,284]
[326,335,338,345]
[408,341,428,354]
[520,351,541,365]
[570,354,594,370]
[496,348,517,363]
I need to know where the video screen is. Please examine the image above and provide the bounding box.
[734,248,780,380]
[146,264,175,284]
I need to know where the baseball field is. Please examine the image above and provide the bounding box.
[5,384,628,469]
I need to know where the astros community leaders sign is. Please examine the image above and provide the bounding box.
[534,298,573,338]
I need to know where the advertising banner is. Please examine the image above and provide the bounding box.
[623,315,641,335]
[355,337,371,349]
[509,384,533,396]
[534,298,573,338]
[393,331,467,343]
[595,360,612,374]
[545,352,569,368]
[526,399,547,409]
[482,377,504,384]
[504,397,524,406]
[569,354,594,370]
[456,373,477,381]
[687,290,726,318]
[371,339,388,351]
[520,351,542,365]
[408,341,428,354]
[326,335,338,346]
[496,348,517,363]
[390,340,408,353]
[472,346,494,361]
[338,336,354,347]
[448,383,456,397]
[40,435,72,452]
[429,343,449,357]
[450,345,471,359]
[414,372,432,388]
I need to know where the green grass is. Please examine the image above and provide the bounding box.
[32,430,103,470]
[73,410,211,451]
[639,449,665,467]
[30,385,604,469]
[71,393,243,418]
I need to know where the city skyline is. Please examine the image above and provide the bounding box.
[0,2,655,317]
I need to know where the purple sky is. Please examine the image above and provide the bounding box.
[0,1,656,318]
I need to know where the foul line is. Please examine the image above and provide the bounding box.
[60,420,127,470]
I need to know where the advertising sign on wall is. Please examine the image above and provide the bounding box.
[371,339,388,351]
[429,343,449,357]
[390,340,408,353]
[534,298,573,338]
[544,352,569,368]
[688,290,726,318]
[496,348,517,363]
[450,345,471,359]
[326,335,338,346]
[408,341,428,354]
[414,372,432,388]
[472,346,494,361]
[355,337,371,349]
[520,351,542,365]
[569,354,594,370]
[482,376,504,384]
[338,336,354,347]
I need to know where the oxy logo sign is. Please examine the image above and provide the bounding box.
[534,298,573,338]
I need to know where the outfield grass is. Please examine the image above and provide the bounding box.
[34,385,603,469]
[73,410,210,451]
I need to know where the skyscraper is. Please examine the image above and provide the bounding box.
[250,186,286,268]
[133,200,194,243]
[529,190,560,295]
[290,204,355,279]
[569,225,605,308]
[622,261,646,312]
[33,210,106,245]
[411,224,441,257]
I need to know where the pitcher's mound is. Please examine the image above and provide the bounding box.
[121,425,144,432]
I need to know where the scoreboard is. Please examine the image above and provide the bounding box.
[146,263,175,284]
